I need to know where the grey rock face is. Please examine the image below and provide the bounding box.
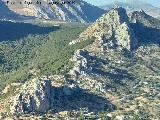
[10,77,80,115]
[10,78,53,114]
[80,7,138,50]
[70,49,90,79]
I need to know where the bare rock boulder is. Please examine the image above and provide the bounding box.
[10,78,53,115]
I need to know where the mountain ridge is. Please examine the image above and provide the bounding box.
[100,0,160,18]
[69,7,160,51]
[73,7,138,50]
[0,7,160,120]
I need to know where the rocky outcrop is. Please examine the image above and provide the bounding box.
[10,77,80,115]
[70,49,90,79]
[79,7,138,50]
[9,75,112,117]
[10,78,53,114]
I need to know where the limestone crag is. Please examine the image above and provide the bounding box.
[10,77,80,115]
[79,7,138,50]
[10,78,53,114]
[71,50,89,73]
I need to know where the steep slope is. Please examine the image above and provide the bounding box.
[67,7,160,119]
[129,10,160,46]
[79,7,138,50]
[129,10,160,28]
[2,0,105,22]
[72,7,160,49]
[0,7,160,119]
[100,0,160,18]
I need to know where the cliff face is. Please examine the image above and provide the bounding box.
[79,7,138,50]
[1,0,105,22]
[10,78,53,114]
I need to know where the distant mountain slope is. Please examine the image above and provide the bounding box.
[0,0,30,20]
[1,0,105,22]
[129,10,160,28]
[100,0,160,18]
[129,10,160,45]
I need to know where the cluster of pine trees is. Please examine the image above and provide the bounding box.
[0,22,94,97]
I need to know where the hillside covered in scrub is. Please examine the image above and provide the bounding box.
[0,7,160,120]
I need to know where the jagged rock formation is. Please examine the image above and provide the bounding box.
[10,78,53,114]
[79,7,138,50]
[72,7,160,50]
[1,0,105,22]
[10,77,75,115]
[9,76,115,117]
[66,7,160,119]
[129,10,160,46]
[70,49,89,76]
[3,7,160,119]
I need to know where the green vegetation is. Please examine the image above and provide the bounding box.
[0,23,94,94]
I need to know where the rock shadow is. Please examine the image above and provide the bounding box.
[83,53,135,83]
[92,67,135,82]
[130,22,160,48]
[0,21,59,41]
[50,86,116,113]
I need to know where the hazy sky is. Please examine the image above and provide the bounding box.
[84,0,160,8]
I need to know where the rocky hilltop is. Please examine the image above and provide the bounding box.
[67,7,160,119]
[79,7,138,50]
[10,78,53,114]
[74,7,160,50]
[1,0,105,22]
[9,76,115,119]
[1,7,160,120]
